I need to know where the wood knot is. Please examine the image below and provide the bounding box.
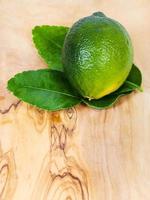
[27,105,47,133]
[66,108,74,119]
[51,112,62,123]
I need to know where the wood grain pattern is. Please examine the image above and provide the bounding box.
[0,0,150,199]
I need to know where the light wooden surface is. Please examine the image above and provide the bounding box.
[0,0,150,199]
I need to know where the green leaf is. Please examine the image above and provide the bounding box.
[82,64,142,110]
[32,25,69,71]
[127,63,142,86]
[7,69,81,111]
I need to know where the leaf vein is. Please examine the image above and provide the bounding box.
[19,85,78,99]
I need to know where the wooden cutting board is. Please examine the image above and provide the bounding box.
[0,0,150,199]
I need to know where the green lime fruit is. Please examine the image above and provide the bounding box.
[62,12,133,99]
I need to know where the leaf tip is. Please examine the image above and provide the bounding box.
[32,25,40,34]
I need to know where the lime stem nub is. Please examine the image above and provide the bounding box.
[92,11,106,18]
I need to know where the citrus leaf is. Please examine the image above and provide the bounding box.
[32,26,69,71]
[127,63,142,86]
[7,69,81,111]
[83,64,142,109]
[82,92,131,109]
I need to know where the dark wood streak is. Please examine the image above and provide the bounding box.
[59,125,67,150]
[0,164,9,197]
[51,172,85,200]
[0,151,17,200]
[50,124,68,151]
[31,107,89,200]
[64,108,77,134]
[50,107,77,151]
[0,100,21,114]
[48,107,89,200]
[50,125,60,150]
